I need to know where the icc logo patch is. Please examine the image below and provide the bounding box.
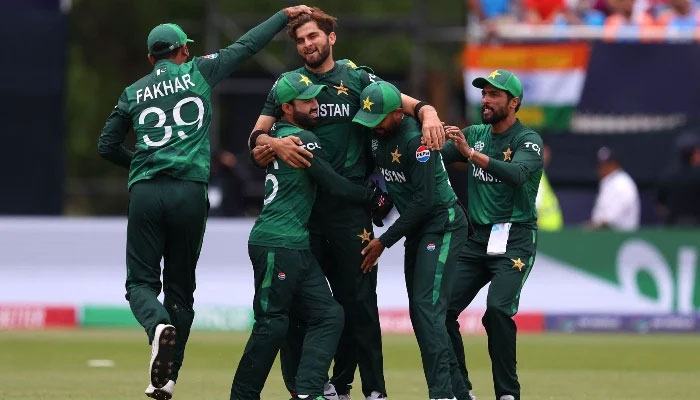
[278,272,286,280]
[426,243,436,251]
[415,145,430,163]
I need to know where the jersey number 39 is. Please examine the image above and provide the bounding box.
[137,96,204,147]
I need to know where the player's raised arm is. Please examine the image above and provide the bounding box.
[97,90,133,168]
[196,6,312,86]
[401,93,445,151]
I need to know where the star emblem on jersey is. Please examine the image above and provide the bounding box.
[347,60,358,69]
[363,96,374,111]
[503,146,513,161]
[489,70,501,79]
[334,80,349,96]
[357,228,372,244]
[391,145,402,163]
[511,258,525,271]
[299,74,312,86]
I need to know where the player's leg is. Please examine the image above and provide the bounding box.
[161,178,208,383]
[293,250,345,397]
[322,213,386,398]
[482,225,537,400]
[125,178,170,346]
[446,237,490,400]
[230,246,302,400]
[407,223,469,400]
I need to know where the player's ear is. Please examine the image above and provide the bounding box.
[182,44,190,58]
[281,102,293,115]
[328,31,336,46]
[147,53,156,66]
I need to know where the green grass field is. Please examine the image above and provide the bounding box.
[0,329,698,400]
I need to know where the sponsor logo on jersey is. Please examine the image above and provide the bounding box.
[426,243,436,251]
[371,138,378,158]
[202,53,218,59]
[136,73,196,104]
[379,167,406,183]
[474,141,485,152]
[301,142,321,151]
[472,166,501,183]
[523,141,541,155]
[278,272,286,280]
[415,145,430,163]
[319,103,350,118]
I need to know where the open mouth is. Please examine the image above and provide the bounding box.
[309,109,318,118]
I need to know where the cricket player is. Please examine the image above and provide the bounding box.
[96,6,313,399]
[230,71,392,400]
[353,81,470,400]
[442,69,543,400]
[249,8,445,399]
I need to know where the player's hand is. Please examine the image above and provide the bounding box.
[270,136,312,168]
[360,238,385,273]
[367,181,393,227]
[446,126,471,158]
[283,5,313,18]
[419,108,445,150]
[252,144,275,166]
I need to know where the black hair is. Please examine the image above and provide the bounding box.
[506,92,521,113]
[150,41,180,61]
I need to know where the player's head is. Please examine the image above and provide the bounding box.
[287,7,337,68]
[147,23,193,65]
[596,146,621,179]
[472,69,522,125]
[274,72,327,130]
[352,81,403,138]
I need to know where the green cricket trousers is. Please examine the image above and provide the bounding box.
[126,175,208,382]
[447,223,537,400]
[230,245,344,399]
[282,202,386,397]
[405,219,469,400]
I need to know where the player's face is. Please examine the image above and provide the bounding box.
[294,21,335,68]
[480,84,510,125]
[372,111,402,137]
[291,98,320,130]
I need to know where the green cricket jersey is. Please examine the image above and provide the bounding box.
[374,116,463,248]
[98,11,289,189]
[249,120,374,250]
[442,119,543,228]
[261,60,380,185]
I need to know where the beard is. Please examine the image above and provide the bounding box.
[481,104,508,125]
[373,116,401,137]
[303,39,331,68]
[292,109,318,130]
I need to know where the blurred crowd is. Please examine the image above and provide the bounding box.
[469,0,700,29]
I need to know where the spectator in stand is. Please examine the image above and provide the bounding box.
[588,146,641,231]
[524,0,567,23]
[604,0,655,26]
[657,133,700,226]
[657,0,700,29]
[557,0,607,25]
[467,0,518,38]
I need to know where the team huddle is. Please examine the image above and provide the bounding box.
[97,5,543,400]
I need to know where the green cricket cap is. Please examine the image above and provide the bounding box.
[147,23,194,56]
[352,81,402,128]
[274,72,326,104]
[472,69,523,99]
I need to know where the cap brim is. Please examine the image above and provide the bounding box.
[352,109,388,128]
[472,77,509,93]
[186,39,194,43]
[296,84,326,100]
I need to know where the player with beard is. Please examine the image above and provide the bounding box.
[248,8,445,400]
[353,82,470,400]
[441,70,543,400]
[230,71,392,400]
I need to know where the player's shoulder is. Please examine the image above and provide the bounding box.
[336,59,376,85]
[513,121,542,144]
[400,116,422,143]
[337,59,375,74]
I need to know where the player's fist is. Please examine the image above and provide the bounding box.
[367,180,393,227]
[283,5,313,18]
